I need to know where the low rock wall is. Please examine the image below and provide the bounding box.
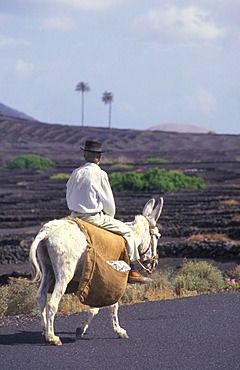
[1,238,240,266]
[159,240,240,260]
[0,236,32,265]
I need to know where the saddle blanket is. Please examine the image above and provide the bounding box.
[65,216,130,307]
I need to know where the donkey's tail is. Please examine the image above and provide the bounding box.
[29,226,50,282]
[29,233,43,282]
[29,219,68,282]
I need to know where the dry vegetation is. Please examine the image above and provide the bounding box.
[187,233,235,244]
[220,199,239,206]
[0,260,239,319]
[232,214,240,222]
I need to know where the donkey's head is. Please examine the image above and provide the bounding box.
[137,197,163,273]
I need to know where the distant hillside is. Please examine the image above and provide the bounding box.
[148,123,213,134]
[0,102,36,121]
[0,113,239,167]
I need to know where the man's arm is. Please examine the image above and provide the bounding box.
[98,172,116,217]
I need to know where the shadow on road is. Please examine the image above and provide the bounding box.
[0,331,76,345]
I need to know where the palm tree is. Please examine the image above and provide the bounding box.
[75,82,90,126]
[102,91,114,129]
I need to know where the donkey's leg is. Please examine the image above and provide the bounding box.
[76,308,100,339]
[36,269,52,340]
[110,302,128,338]
[45,278,69,346]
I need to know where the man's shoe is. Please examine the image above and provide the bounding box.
[128,270,152,284]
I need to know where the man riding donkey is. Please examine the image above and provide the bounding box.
[66,139,152,284]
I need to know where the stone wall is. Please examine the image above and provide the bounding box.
[159,240,240,260]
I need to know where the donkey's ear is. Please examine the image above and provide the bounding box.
[150,197,164,223]
[142,198,156,217]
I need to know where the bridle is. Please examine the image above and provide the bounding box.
[137,225,161,274]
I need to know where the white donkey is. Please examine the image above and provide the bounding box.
[29,197,163,346]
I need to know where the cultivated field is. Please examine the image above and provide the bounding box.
[0,113,240,279]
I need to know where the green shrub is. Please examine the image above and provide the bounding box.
[109,167,205,192]
[111,163,133,170]
[108,172,124,191]
[235,156,240,162]
[109,171,144,191]
[50,173,70,180]
[173,261,226,295]
[141,168,166,191]
[145,157,170,164]
[121,171,144,191]
[166,170,205,190]
[6,154,55,170]
[229,265,240,281]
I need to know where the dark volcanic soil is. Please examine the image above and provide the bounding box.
[0,114,240,279]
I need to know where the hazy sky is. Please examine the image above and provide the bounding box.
[0,0,239,133]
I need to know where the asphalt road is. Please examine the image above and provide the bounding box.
[0,292,239,370]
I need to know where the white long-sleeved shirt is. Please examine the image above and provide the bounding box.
[66,162,116,217]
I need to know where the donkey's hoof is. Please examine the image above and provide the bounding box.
[47,335,62,346]
[76,327,85,339]
[119,333,129,339]
[117,329,129,339]
[50,338,62,346]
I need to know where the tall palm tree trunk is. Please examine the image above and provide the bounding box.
[81,92,84,126]
[108,102,112,129]
[102,91,114,129]
[75,81,90,127]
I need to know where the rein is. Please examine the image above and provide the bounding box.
[137,227,160,273]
